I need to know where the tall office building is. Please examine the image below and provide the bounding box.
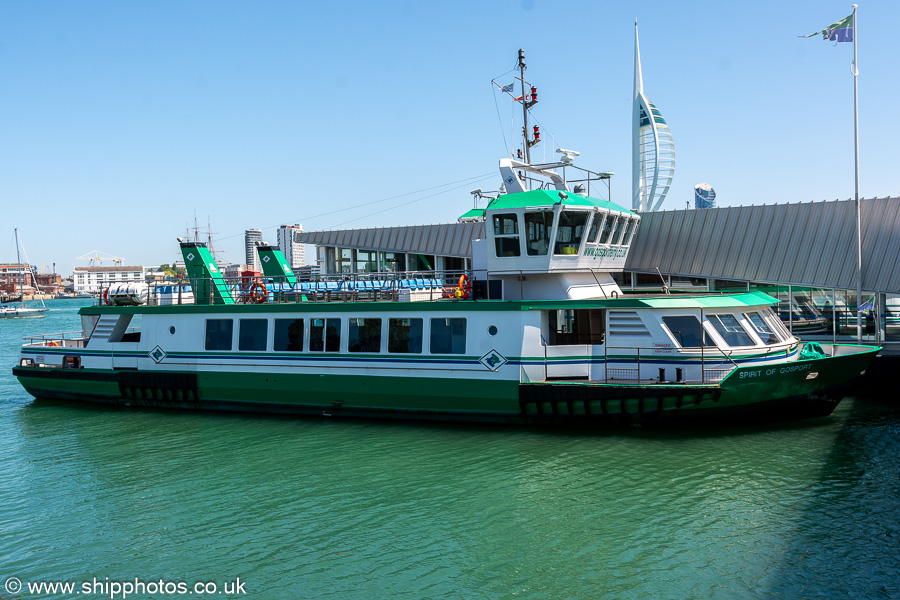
[276,224,306,269]
[244,229,262,272]
[694,183,717,209]
[632,21,675,213]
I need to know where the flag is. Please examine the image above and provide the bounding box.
[500,83,514,93]
[802,14,853,42]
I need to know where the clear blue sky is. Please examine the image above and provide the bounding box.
[2,0,897,274]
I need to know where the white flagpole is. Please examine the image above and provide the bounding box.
[852,4,862,343]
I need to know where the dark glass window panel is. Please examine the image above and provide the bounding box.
[205,319,233,351]
[430,318,467,354]
[388,318,423,353]
[274,319,304,351]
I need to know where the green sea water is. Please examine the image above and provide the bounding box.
[1,300,898,599]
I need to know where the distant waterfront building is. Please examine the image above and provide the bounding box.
[244,229,263,272]
[221,264,252,279]
[276,224,306,268]
[0,264,34,294]
[73,265,144,294]
[632,21,675,213]
[694,183,717,209]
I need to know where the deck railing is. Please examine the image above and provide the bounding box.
[99,270,473,307]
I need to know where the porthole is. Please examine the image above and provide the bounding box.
[488,325,498,336]
[169,326,176,335]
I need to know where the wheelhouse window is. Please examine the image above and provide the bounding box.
[310,318,341,352]
[274,318,304,351]
[238,319,268,351]
[349,318,382,352]
[430,318,467,354]
[598,215,617,244]
[553,210,588,255]
[708,314,755,347]
[586,213,606,244]
[388,318,423,353]
[524,211,553,256]
[493,213,520,257]
[619,219,635,246]
[609,217,627,245]
[624,220,639,245]
[205,319,233,351]
[662,316,715,348]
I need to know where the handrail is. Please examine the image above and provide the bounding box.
[23,330,86,342]
[98,269,476,307]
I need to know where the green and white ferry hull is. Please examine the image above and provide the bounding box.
[10,54,881,427]
[13,294,878,427]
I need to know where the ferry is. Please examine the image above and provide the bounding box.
[12,53,879,427]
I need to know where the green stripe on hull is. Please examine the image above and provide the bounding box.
[13,367,521,417]
[197,371,519,414]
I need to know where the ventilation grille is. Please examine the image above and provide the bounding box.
[608,311,651,336]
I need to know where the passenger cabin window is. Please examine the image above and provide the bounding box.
[598,215,616,244]
[310,318,341,352]
[548,309,605,345]
[708,314,755,347]
[524,211,553,256]
[349,318,382,352]
[744,311,780,344]
[662,316,715,348]
[389,318,423,353]
[493,213,520,257]
[762,308,791,341]
[205,319,233,351]
[430,318,466,354]
[238,319,268,351]
[554,210,588,255]
[274,318,304,351]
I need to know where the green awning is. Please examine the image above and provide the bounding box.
[485,189,634,214]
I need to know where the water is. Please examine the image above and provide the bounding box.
[2,300,899,599]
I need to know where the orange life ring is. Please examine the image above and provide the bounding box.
[249,282,268,304]
[457,274,471,300]
[48,341,59,347]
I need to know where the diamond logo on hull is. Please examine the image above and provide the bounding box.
[479,349,508,371]
[148,346,167,363]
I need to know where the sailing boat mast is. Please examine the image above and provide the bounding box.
[15,229,46,310]
[14,228,23,304]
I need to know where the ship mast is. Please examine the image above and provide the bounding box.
[518,49,530,165]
